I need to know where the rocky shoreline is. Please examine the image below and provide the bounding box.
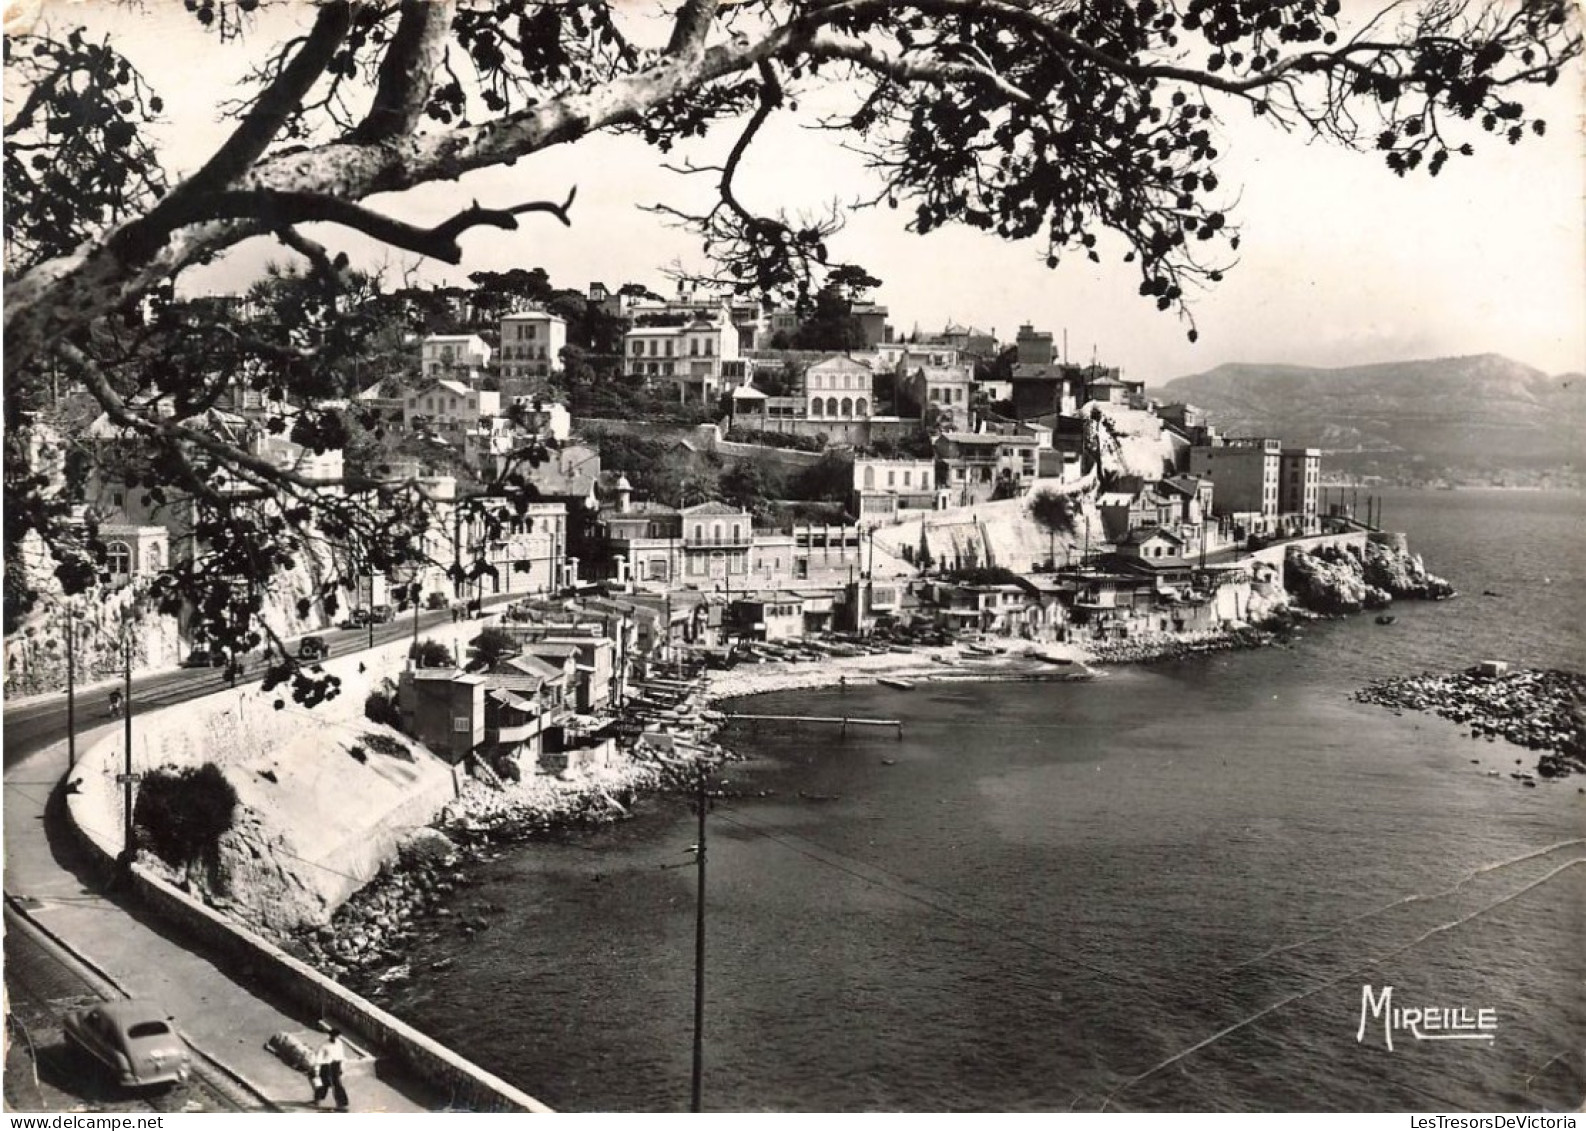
[1354,666,1586,781]
[283,763,662,989]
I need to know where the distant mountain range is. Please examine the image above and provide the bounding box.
[1149,354,1586,482]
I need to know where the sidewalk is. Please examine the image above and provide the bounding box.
[3,727,435,1114]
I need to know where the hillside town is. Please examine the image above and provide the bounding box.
[9,271,1440,786]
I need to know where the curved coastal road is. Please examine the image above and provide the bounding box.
[4,603,499,766]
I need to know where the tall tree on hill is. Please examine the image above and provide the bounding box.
[4,0,1577,701]
[791,283,869,351]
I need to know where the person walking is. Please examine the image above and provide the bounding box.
[311,1028,350,1111]
[107,689,122,718]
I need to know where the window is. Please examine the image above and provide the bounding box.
[810,399,824,417]
[690,339,699,356]
[857,398,868,416]
[903,470,912,487]
[826,397,838,417]
[453,717,470,732]
[864,466,875,489]
[887,470,895,487]
[841,397,853,417]
[106,541,132,577]
[632,341,643,356]
[704,339,713,357]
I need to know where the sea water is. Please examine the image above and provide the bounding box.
[381,488,1586,1112]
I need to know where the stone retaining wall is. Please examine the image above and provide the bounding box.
[121,863,551,1113]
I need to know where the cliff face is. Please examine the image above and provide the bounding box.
[1284,539,1454,614]
[4,534,340,697]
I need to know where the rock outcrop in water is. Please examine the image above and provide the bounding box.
[1285,539,1454,614]
[1355,667,1586,779]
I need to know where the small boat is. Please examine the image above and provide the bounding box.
[1374,615,1397,625]
[877,677,915,690]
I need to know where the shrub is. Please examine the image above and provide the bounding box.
[410,640,455,668]
[361,733,414,762]
[134,763,238,870]
[364,690,401,727]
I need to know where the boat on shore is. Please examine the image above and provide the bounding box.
[1375,615,1397,625]
[877,677,915,690]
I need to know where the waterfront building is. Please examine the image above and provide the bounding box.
[1189,437,1281,534]
[1279,448,1322,535]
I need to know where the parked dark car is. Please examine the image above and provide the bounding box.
[339,609,371,630]
[181,647,226,669]
[297,636,329,661]
[368,604,395,624]
[425,592,448,611]
[63,1000,192,1088]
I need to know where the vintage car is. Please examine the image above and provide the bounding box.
[63,1000,193,1088]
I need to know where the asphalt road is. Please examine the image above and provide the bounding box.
[3,605,487,768]
[2,905,261,1113]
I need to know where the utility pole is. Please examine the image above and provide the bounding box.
[65,601,77,769]
[691,765,707,1114]
[119,631,135,873]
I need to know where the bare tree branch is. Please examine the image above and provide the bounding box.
[195,187,577,265]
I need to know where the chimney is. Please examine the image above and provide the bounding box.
[615,473,633,515]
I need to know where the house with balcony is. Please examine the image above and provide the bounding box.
[624,316,746,404]
[935,431,1041,505]
[918,579,1034,636]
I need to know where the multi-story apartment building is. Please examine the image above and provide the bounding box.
[1189,437,1281,530]
[1279,447,1321,533]
[623,317,746,404]
[499,310,567,384]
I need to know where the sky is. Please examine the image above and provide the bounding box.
[13,0,1586,381]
